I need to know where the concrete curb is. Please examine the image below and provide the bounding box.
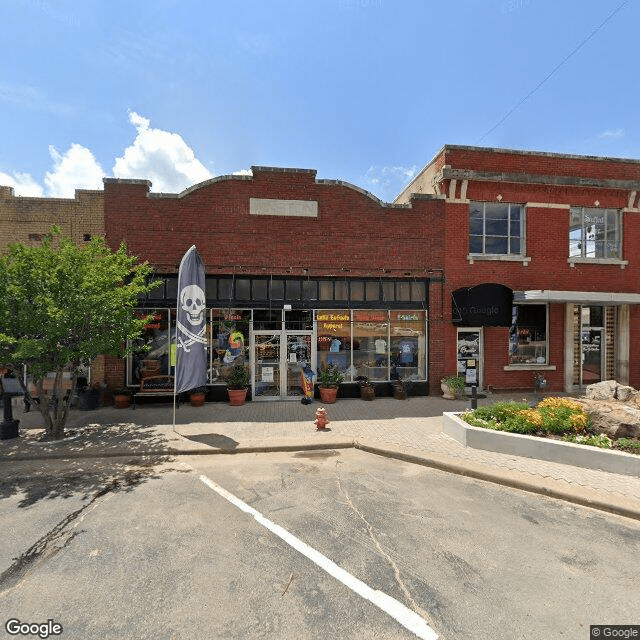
[3,436,639,521]
[443,411,640,477]
[353,440,640,522]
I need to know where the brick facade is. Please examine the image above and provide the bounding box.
[3,145,639,397]
[0,186,104,252]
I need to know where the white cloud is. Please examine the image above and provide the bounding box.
[112,111,213,192]
[44,144,105,198]
[598,128,625,140]
[362,164,419,200]
[0,171,44,197]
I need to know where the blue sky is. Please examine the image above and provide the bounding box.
[0,0,637,201]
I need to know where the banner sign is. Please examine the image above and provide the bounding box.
[175,245,208,394]
[452,283,513,327]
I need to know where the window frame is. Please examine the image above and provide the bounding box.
[467,201,530,265]
[568,207,627,268]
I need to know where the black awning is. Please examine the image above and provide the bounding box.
[452,283,513,327]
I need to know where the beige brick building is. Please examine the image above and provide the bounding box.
[0,185,104,253]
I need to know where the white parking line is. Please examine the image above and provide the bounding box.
[199,474,438,640]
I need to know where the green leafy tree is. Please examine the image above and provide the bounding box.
[0,227,161,439]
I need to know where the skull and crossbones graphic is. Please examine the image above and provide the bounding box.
[177,285,207,352]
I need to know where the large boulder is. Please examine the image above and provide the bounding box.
[576,391,640,440]
[585,380,618,401]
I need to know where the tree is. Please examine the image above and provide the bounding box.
[0,227,161,439]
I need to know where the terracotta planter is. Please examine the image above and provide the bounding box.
[227,388,248,406]
[114,394,131,409]
[319,386,338,404]
[190,392,206,407]
[360,385,375,401]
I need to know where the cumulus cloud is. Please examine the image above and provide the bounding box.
[362,164,419,200]
[0,171,44,197]
[112,112,213,192]
[45,144,105,197]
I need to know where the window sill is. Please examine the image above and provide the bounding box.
[504,365,556,371]
[568,258,628,269]
[467,254,531,266]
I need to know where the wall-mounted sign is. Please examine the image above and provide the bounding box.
[452,283,513,327]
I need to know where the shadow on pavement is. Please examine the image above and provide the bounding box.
[0,422,174,508]
[181,433,239,450]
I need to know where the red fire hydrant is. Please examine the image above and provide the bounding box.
[315,407,329,431]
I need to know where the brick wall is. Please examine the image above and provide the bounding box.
[103,170,446,277]
[0,186,104,254]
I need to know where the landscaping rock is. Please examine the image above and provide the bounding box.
[615,384,638,403]
[585,380,618,401]
[576,393,640,441]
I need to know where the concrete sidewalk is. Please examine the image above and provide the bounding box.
[2,393,640,520]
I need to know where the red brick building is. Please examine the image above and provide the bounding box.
[396,145,640,393]
[101,145,640,398]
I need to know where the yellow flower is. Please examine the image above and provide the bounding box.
[518,409,543,427]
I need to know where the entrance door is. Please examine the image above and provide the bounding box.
[457,328,482,388]
[581,328,602,385]
[252,331,314,401]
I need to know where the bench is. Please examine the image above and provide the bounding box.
[133,375,179,409]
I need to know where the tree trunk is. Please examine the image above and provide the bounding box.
[34,369,76,440]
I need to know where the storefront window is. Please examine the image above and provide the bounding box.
[353,310,389,381]
[509,305,547,365]
[390,311,426,380]
[128,309,171,385]
[211,309,250,384]
[316,310,351,380]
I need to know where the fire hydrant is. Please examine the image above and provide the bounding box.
[314,407,329,431]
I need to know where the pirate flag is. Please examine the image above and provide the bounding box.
[175,245,207,394]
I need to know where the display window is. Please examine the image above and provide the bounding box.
[127,309,171,385]
[316,310,352,380]
[390,311,426,380]
[353,310,389,381]
[509,305,547,365]
[211,309,251,383]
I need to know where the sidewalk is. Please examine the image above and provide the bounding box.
[2,393,640,520]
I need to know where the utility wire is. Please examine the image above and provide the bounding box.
[477,1,629,143]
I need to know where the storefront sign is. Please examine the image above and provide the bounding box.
[317,312,349,332]
[353,311,387,322]
[452,284,513,327]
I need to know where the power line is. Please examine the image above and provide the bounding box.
[477,1,629,144]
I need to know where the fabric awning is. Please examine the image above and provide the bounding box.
[513,290,640,305]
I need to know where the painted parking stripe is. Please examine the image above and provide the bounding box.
[199,474,438,640]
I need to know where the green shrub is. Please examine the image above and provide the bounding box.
[463,398,590,437]
[617,438,640,453]
[562,433,612,448]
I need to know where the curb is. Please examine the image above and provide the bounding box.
[3,438,639,522]
[353,441,640,522]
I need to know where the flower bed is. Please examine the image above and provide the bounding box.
[461,398,638,455]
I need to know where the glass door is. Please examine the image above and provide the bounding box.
[285,333,313,399]
[457,328,482,388]
[252,331,315,401]
[253,332,281,400]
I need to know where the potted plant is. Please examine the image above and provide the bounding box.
[441,375,466,400]
[318,364,344,404]
[189,386,207,407]
[355,376,375,401]
[226,364,250,406]
[113,387,132,409]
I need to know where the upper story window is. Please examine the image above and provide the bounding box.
[469,202,523,256]
[569,207,621,259]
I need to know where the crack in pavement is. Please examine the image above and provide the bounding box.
[334,468,435,628]
[0,482,116,598]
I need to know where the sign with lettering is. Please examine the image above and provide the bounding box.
[452,283,513,327]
